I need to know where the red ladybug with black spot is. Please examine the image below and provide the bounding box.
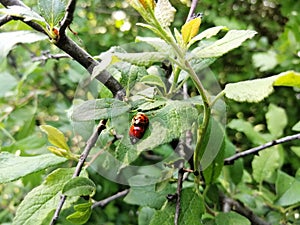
[129,113,149,144]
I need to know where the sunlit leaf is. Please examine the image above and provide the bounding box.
[252,50,277,72]
[181,16,201,44]
[216,212,250,225]
[224,71,300,102]
[188,26,227,47]
[67,202,92,225]
[40,125,70,150]
[192,30,257,58]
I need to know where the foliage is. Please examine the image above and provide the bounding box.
[0,0,300,225]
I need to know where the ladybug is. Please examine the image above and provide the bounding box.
[129,113,149,144]
[131,113,149,127]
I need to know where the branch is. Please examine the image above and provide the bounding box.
[222,196,271,225]
[59,0,77,35]
[50,120,107,225]
[92,189,129,209]
[31,53,70,62]
[224,133,300,165]
[0,0,125,98]
[186,0,198,22]
[174,163,184,225]
[0,15,12,27]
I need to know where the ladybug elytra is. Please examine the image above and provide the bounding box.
[129,113,149,144]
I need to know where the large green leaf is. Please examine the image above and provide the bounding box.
[276,179,300,206]
[114,100,199,165]
[191,30,257,58]
[224,71,300,102]
[215,212,250,225]
[0,152,67,183]
[12,168,84,225]
[136,37,174,57]
[115,52,168,66]
[38,0,67,27]
[188,26,227,47]
[0,31,47,60]
[71,98,131,121]
[138,207,156,225]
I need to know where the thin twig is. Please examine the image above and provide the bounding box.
[31,53,70,62]
[186,0,199,22]
[224,133,300,165]
[222,195,271,225]
[92,189,129,209]
[59,0,77,35]
[174,164,184,225]
[50,120,107,225]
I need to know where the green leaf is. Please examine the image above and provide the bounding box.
[12,168,82,225]
[124,176,176,209]
[200,118,226,185]
[136,37,174,56]
[292,121,300,131]
[188,26,227,47]
[224,139,243,185]
[149,188,205,225]
[215,212,250,225]
[154,0,176,27]
[227,119,265,145]
[38,0,67,27]
[138,207,156,225]
[114,52,168,66]
[252,50,277,72]
[0,152,67,183]
[291,146,300,158]
[62,177,96,197]
[252,147,280,184]
[71,98,130,121]
[265,104,287,138]
[276,170,295,198]
[0,72,18,97]
[191,30,257,58]
[224,71,300,102]
[178,188,205,224]
[40,125,70,150]
[115,100,199,165]
[67,202,92,225]
[0,6,46,26]
[276,179,300,206]
[140,74,167,92]
[0,31,47,61]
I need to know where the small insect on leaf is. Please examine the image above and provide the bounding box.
[181,16,202,44]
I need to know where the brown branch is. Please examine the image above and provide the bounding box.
[50,120,107,225]
[0,15,12,26]
[224,133,300,165]
[174,163,184,225]
[59,0,77,35]
[92,189,129,209]
[222,196,271,225]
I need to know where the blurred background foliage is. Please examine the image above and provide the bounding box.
[0,0,300,224]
